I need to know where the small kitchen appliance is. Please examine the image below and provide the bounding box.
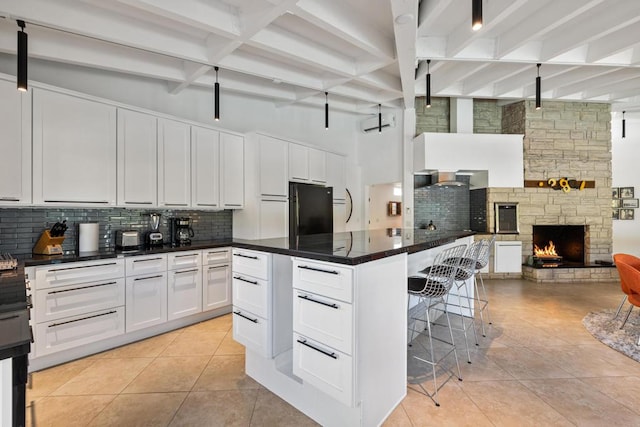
[146,212,163,247]
[170,217,194,246]
[115,230,142,251]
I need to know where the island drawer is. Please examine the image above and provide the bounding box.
[125,254,167,276]
[293,289,353,355]
[203,248,231,265]
[168,250,202,270]
[232,307,271,358]
[232,274,270,319]
[35,278,125,323]
[293,334,354,407]
[232,249,270,280]
[292,259,353,303]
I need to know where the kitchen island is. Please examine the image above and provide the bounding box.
[230,229,474,426]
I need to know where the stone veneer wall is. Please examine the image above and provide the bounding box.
[473,99,502,134]
[415,97,449,134]
[488,100,615,282]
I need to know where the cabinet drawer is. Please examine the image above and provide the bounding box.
[293,334,353,406]
[293,290,353,355]
[292,259,353,303]
[232,249,270,280]
[232,274,269,319]
[168,267,202,320]
[203,248,231,265]
[232,308,270,358]
[35,259,124,290]
[168,251,202,270]
[35,278,125,324]
[125,254,167,276]
[34,307,124,357]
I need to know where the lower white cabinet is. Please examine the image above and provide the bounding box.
[203,263,231,311]
[494,241,523,273]
[232,308,271,357]
[168,266,202,321]
[125,272,168,332]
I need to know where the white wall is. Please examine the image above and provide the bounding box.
[368,183,402,229]
[612,113,640,257]
[357,109,404,186]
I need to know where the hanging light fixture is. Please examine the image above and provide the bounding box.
[425,59,431,108]
[622,111,626,138]
[325,92,329,130]
[378,104,382,133]
[472,0,483,31]
[17,20,27,92]
[535,63,542,110]
[214,66,220,121]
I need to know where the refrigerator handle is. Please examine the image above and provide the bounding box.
[295,187,300,234]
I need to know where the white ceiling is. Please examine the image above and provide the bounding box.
[1,0,639,115]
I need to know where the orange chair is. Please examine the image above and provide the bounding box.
[613,260,640,345]
[613,254,640,319]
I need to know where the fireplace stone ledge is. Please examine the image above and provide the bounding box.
[522,264,618,283]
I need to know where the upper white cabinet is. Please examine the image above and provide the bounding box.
[117,109,157,207]
[259,135,288,197]
[308,148,326,184]
[191,126,221,208]
[33,89,116,205]
[220,133,244,209]
[289,143,309,182]
[0,79,31,205]
[326,153,346,201]
[158,118,191,207]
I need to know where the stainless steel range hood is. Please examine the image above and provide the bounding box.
[433,171,466,187]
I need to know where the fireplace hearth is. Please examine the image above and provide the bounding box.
[532,225,586,267]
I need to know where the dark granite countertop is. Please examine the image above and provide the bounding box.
[22,230,475,267]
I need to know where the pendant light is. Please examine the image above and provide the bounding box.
[214,66,220,121]
[425,60,431,108]
[17,20,27,92]
[472,0,483,31]
[378,104,382,133]
[535,63,541,110]
[325,92,329,130]
[622,111,626,138]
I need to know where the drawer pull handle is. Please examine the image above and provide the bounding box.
[297,338,337,360]
[0,197,20,201]
[174,268,199,275]
[234,276,258,285]
[133,258,163,263]
[233,311,258,323]
[175,254,198,258]
[134,275,163,281]
[208,265,228,270]
[48,281,117,294]
[48,310,117,328]
[207,250,228,255]
[233,253,258,260]
[125,201,153,205]
[50,262,118,272]
[297,265,339,275]
[297,294,339,309]
[0,314,19,322]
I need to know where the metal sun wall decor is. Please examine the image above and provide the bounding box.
[524,178,595,192]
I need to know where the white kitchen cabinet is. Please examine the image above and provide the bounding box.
[191,126,221,208]
[220,133,245,208]
[158,118,191,207]
[168,265,202,321]
[289,143,309,182]
[117,109,158,207]
[333,202,346,233]
[32,89,116,205]
[0,79,31,205]
[259,199,288,239]
[494,241,523,273]
[202,248,231,312]
[259,135,288,197]
[326,153,346,201]
[308,148,326,184]
[125,272,168,332]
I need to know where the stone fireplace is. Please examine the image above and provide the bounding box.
[532,225,586,266]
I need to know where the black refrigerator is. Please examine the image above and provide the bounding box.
[289,182,333,236]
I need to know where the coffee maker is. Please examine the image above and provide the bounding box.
[170,217,194,246]
[146,213,163,247]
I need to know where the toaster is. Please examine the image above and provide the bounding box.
[115,230,141,250]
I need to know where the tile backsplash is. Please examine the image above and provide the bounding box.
[0,207,232,259]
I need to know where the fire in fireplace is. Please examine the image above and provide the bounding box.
[532,225,586,267]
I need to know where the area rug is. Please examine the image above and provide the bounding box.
[582,309,640,362]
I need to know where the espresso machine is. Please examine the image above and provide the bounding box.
[146,213,163,247]
[170,217,194,246]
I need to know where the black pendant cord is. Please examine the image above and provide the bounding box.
[426,59,431,108]
[325,91,329,129]
[378,104,382,133]
[214,66,220,121]
[17,20,28,92]
[535,63,541,110]
[622,111,626,138]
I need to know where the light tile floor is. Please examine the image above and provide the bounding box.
[26,278,640,426]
